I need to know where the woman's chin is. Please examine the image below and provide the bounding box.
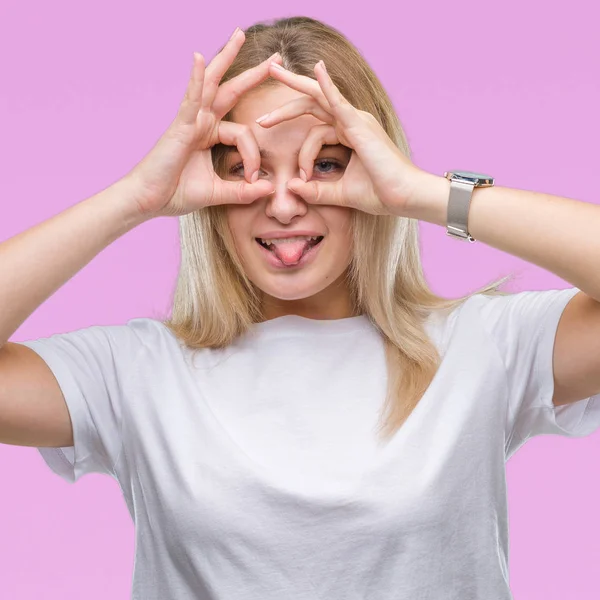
[259,285,322,302]
[247,259,352,303]
[252,274,328,302]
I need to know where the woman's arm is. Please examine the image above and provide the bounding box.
[0,180,148,447]
[410,175,600,300]
[0,179,147,348]
[409,174,600,407]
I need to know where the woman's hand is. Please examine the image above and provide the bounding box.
[255,60,429,217]
[124,28,279,219]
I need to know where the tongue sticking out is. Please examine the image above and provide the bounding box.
[270,239,314,265]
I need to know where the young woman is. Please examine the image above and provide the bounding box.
[2,16,600,600]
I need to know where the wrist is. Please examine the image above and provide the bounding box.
[87,178,154,244]
[404,172,450,227]
[109,176,157,228]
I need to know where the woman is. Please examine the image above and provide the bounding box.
[2,15,600,600]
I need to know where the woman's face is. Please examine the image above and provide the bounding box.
[224,84,355,319]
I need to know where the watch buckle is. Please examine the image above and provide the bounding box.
[446,226,476,243]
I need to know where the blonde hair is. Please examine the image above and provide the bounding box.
[159,16,515,442]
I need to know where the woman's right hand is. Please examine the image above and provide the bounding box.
[124,28,281,219]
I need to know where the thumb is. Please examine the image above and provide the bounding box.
[286,178,341,207]
[212,177,275,206]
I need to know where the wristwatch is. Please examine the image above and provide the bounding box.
[444,170,494,243]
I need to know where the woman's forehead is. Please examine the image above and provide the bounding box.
[231,84,308,122]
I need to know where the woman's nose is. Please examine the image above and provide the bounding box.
[264,177,308,223]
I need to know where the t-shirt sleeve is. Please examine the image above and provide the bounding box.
[477,287,600,459]
[17,321,145,483]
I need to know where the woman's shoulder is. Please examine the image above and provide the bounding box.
[124,316,178,340]
[106,317,190,365]
[128,316,197,348]
[422,290,511,353]
[123,317,229,371]
[425,287,581,360]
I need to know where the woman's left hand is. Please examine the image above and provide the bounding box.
[256,59,429,217]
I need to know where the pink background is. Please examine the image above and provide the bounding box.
[1,0,600,597]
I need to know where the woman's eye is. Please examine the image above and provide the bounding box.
[228,163,248,177]
[227,158,344,177]
[313,159,344,174]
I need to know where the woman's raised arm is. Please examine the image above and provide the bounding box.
[0,181,147,447]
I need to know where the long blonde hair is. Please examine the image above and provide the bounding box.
[160,16,514,442]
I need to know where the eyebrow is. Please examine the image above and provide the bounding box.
[223,144,347,160]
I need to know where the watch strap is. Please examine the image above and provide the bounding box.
[446,179,476,243]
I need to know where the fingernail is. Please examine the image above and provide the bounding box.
[299,169,307,182]
[230,27,240,40]
[255,113,270,124]
[251,170,259,183]
[270,62,285,71]
[319,60,327,72]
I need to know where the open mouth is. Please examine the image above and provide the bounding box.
[255,236,324,252]
[254,235,325,267]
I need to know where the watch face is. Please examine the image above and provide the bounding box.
[444,170,494,185]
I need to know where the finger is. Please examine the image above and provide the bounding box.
[296,124,340,181]
[217,121,261,184]
[287,177,344,208]
[177,52,207,126]
[313,61,356,129]
[201,27,247,111]
[212,177,275,207]
[211,52,284,119]
[267,63,332,114]
[255,96,333,129]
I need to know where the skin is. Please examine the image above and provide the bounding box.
[225,83,359,322]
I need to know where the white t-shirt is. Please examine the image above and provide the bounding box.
[19,286,600,600]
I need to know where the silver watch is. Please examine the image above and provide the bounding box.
[444,170,494,242]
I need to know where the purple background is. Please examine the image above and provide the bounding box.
[1,0,600,597]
